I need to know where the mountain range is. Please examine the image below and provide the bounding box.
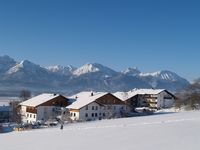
[0,55,189,96]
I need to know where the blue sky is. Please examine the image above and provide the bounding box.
[0,0,200,81]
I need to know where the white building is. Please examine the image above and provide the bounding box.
[67,92,125,121]
[114,89,176,111]
[19,93,70,124]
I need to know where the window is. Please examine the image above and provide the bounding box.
[85,113,88,117]
[30,114,32,118]
[85,105,88,110]
[96,106,98,110]
[92,106,94,110]
[27,114,29,117]
[74,113,76,117]
[99,113,102,116]
[103,113,105,117]
[91,113,94,117]
[113,106,116,110]
[95,113,98,117]
[34,115,36,118]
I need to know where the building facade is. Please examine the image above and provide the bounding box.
[20,93,70,124]
[114,89,176,112]
[67,92,125,121]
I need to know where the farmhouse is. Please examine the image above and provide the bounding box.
[114,89,176,111]
[19,93,70,124]
[67,92,125,121]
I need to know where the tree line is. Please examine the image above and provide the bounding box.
[175,78,200,110]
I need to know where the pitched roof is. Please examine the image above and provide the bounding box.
[113,89,166,101]
[67,92,107,109]
[113,92,130,101]
[19,93,64,107]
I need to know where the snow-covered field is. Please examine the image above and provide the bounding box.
[1,111,200,150]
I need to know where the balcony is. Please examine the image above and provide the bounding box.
[26,107,37,114]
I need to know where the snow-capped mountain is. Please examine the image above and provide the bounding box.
[139,70,189,90]
[5,60,51,80]
[73,63,117,77]
[122,67,141,76]
[0,55,16,74]
[46,65,76,76]
[140,70,182,81]
[0,55,190,96]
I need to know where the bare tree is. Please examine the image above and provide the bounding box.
[9,101,22,124]
[175,79,200,110]
[107,105,116,119]
[20,90,31,101]
[59,108,72,130]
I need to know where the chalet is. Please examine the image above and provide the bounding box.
[114,89,176,111]
[19,93,70,124]
[67,92,125,121]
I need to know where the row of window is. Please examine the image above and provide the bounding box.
[70,112,76,117]
[70,112,106,118]
[85,113,105,118]
[27,113,36,119]
[85,105,99,110]
[85,105,118,111]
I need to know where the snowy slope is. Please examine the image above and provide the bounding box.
[1,111,200,150]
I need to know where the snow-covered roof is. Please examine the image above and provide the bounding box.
[20,93,63,107]
[113,92,130,101]
[113,89,166,101]
[67,92,107,109]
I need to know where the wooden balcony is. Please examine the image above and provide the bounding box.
[26,107,37,114]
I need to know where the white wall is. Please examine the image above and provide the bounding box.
[23,112,37,124]
[70,102,104,121]
[104,104,125,118]
[37,106,60,121]
[69,102,125,121]
[21,105,61,124]
[21,106,37,124]
[157,91,175,108]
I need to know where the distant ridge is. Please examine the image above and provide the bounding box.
[0,55,189,96]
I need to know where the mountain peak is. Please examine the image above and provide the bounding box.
[15,60,43,70]
[122,67,141,76]
[73,63,117,76]
[47,65,76,75]
[0,55,17,73]
[6,60,41,75]
[140,70,184,81]
[73,63,100,76]
[0,55,16,64]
